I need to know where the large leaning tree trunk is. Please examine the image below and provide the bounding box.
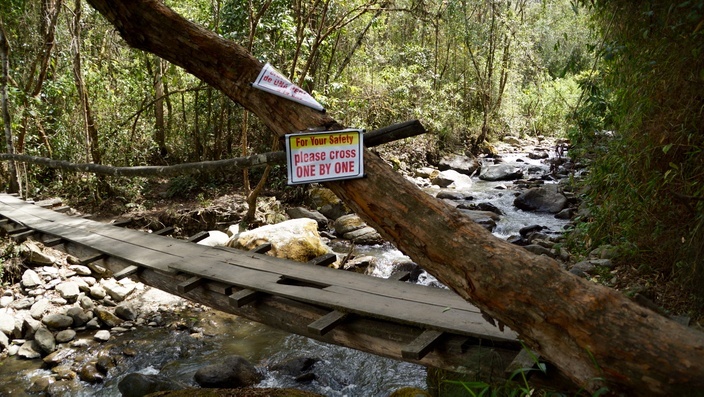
[85,1,704,395]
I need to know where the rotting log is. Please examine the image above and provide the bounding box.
[83,1,704,394]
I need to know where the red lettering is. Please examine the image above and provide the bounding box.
[296,165,316,178]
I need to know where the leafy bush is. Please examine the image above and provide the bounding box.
[570,0,704,307]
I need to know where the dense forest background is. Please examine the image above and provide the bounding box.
[1,0,703,315]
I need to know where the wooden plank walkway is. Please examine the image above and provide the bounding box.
[0,193,520,372]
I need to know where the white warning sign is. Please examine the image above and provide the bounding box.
[285,130,364,185]
[252,63,325,112]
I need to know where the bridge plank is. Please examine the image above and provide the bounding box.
[169,260,514,342]
[178,276,206,293]
[208,247,486,314]
[0,194,516,344]
[229,288,265,307]
[402,330,444,360]
[113,265,141,280]
[308,310,348,335]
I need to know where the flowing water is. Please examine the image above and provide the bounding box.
[0,146,570,396]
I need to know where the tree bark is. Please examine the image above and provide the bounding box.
[0,21,20,194]
[152,55,168,157]
[70,0,101,164]
[84,1,704,395]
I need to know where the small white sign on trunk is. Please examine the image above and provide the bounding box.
[252,63,325,112]
[285,129,364,185]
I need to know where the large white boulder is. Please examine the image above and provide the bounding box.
[231,219,331,263]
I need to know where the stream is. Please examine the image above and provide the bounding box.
[0,143,572,396]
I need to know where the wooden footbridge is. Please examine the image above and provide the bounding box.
[0,193,526,375]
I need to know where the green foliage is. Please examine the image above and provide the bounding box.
[568,0,704,304]
[439,345,610,397]
[0,240,22,285]
[514,74,581,137]
[2,0,597,211]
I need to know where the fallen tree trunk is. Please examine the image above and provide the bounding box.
[85,1,704,394]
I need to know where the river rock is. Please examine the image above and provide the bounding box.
[503,135,522,146]
[118,373,188,397]
[519,224,545,237]
[589,244,619,260]
[0,329,8,351]
[94,307,123,328]
[18,340,42,359]
[55,282,80,302]
[458,210,500,232]
[56,329,77,343]
[435,170,473,189]
[43,348,74,366]
[513,185,567,213]
[569,261,597,277]
[457,202,503,215]
[0,294,14,308]
[115,302,138,321]
[308,187,348,220]
[89,285,107,300]
[52,365,77,380]
[80,296,95,310]
[100,278,135,302]
[334,215,383,245]
[232,219,331,262]
[27,375,54,394]
[94,330,111,342]
[20,241,57,266]
[22,315,42,339]
[45,380,82,396]
[42,314,73,330]
[343,227,383,245]
[196,230,230,247]
[342,255,376,273]
[66,306,92,327]
[85,317,101,330]
[414,167,439,179]
[193,355,263,388]
[285,207,329,229]
[391,259,422,282]
[67,277,91,293]
[528,150,549,159]
[554,208,573,219]
[34,327,56,354]
[96,355,116,374]
[523,244,554,257]
[269,356,318,381]
[21,269,43,288]
[438,154,480,176]
[68,265,92,276]
[334,214,366,235]
[11,297,34,310]
[479,164,524,181]
[436,191,473,201]
[0,312,16,336]
[79,363,104,383]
